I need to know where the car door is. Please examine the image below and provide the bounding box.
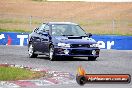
[40,24,50,53]
[33,24,46,52]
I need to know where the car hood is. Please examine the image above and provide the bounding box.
[52,36,97,44]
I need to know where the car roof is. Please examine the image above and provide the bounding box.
[45,22,78,25]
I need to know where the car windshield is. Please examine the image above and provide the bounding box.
[51,24,87,36]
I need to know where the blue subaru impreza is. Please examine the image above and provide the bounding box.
[28,22,100,61]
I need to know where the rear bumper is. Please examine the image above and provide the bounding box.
[54,47,100,57]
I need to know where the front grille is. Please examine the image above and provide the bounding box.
[71,44,90,48]
[71,50,91,55]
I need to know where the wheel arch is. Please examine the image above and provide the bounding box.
[28,41,32,47]
[49,43,54,49]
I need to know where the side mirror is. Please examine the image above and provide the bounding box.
[87,33,92,38]
[35,27,39,30]
[34,27,39,32]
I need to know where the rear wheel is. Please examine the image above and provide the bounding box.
[88,57,97,61]
[28,44,38,58]
[49,46,56,61]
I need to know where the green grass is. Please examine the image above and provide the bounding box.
[0,19,41,24]
[0,18,132,36]
[85,29,132,36]
[0,28,132,36]
[92,33,132,36]
[0,66,44,81]
[0,28,30,33]
[79,20,111,26]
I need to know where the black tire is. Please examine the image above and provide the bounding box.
[64,56,73,59]
[28,44,38,58]
[88,57,97,61]
[49,45,56,61]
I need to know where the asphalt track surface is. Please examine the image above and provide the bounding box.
[0,45,132,88]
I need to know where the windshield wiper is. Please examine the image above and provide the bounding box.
[62,35,74,36]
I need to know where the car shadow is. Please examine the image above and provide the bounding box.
[36,56,88,61]
[57,57,88,61]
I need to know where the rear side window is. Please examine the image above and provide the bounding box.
[44,24,50,32]
[39,24,46,31]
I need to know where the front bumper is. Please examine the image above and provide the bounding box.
[54,47,100,57]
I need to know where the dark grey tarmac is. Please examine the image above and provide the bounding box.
[0,46,132,88]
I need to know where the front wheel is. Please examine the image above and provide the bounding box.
[88,57,97,61]
[49,46,57,61]
[28,44,38,58]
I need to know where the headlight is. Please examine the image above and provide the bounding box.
[58,43,70,48]
[90,44,99,48]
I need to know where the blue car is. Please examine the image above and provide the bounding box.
[28,22,100,61]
